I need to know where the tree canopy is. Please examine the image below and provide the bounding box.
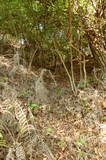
[0,0,106,80]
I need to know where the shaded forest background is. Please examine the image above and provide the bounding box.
[0,0,106,91]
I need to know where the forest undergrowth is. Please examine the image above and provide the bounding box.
[0,55,106,160]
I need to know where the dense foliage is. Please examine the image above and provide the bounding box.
[0,0,106,77]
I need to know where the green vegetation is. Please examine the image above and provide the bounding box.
[0,133,6,147]
[29,103,40,109]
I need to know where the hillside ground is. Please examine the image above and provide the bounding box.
[0,55,106,160]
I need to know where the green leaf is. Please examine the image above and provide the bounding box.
[100,116,106,121]
[29,103,39,109]
[77,151,86,158]
[0,133,3,139]
[76,138,86,146]
[57,141,66,148]
[46,127,54,133]
[0,133,6,147]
